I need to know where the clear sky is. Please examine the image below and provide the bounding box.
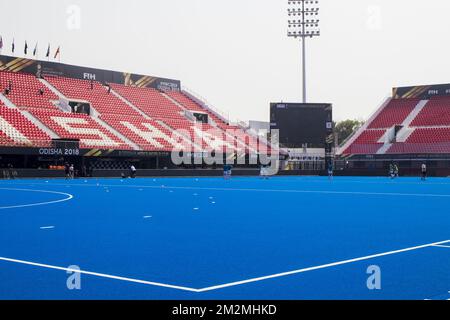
[1,0,449,122]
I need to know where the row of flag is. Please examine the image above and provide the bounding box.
[0,36,60,59]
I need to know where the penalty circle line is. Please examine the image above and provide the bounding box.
[0,188,74,210]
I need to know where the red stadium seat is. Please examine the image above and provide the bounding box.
[110,84,185,120]
[411,96,450,127]
[368,99,420,129]
[45,76,142,117]
[0,71,59,110]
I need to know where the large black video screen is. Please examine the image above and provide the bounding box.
[270,103,333,148]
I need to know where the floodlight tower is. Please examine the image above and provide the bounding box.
[287,0,320,103]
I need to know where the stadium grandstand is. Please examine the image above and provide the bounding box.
[337,84,450,176]
[0,55,278,177]
[2,55,450,178]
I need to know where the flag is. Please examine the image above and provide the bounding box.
[12,39,15,53]
[33,42,38,56]
[46,44,50,57]
[24,41,28,55]
[54,46,60,59]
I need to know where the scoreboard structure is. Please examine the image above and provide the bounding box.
[270,102,334,164]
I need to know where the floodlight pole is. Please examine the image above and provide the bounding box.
[287,0,320,104]
[302,35,306,103]
[301,0,306,103]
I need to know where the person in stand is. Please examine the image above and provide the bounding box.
[421,163,427,181]
[4,81,12,95]
[130,165,137,178]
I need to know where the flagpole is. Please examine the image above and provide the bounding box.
[54,46,61,63]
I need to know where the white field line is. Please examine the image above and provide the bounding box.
[0,240,448,293]
[5,183,450,198]
[0,257,198,293]
[196,239,450,292]
[0,188,73,210]
[128,185,450,198]
[40,226,55,230]
[432,245,450,249]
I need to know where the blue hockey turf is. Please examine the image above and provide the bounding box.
[0,176,449,300]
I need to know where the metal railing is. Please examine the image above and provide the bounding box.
[181,86,232,124]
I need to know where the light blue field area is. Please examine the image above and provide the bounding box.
[0,176,449,300]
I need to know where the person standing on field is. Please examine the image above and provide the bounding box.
[421,163,427,181]
[69,164,75,179]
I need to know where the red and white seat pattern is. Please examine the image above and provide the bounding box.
[0,72,262,153]
[0,103,51,147]
[386,97,450,153]
[386,128,450,154]
[28,109,131,149]
[161,118,237,152]
[343,96,450,155]
[0,71,58,109]
[100,114,192,151]
[45,76,142,117]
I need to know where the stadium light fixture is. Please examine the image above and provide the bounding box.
[287,0,320,103]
